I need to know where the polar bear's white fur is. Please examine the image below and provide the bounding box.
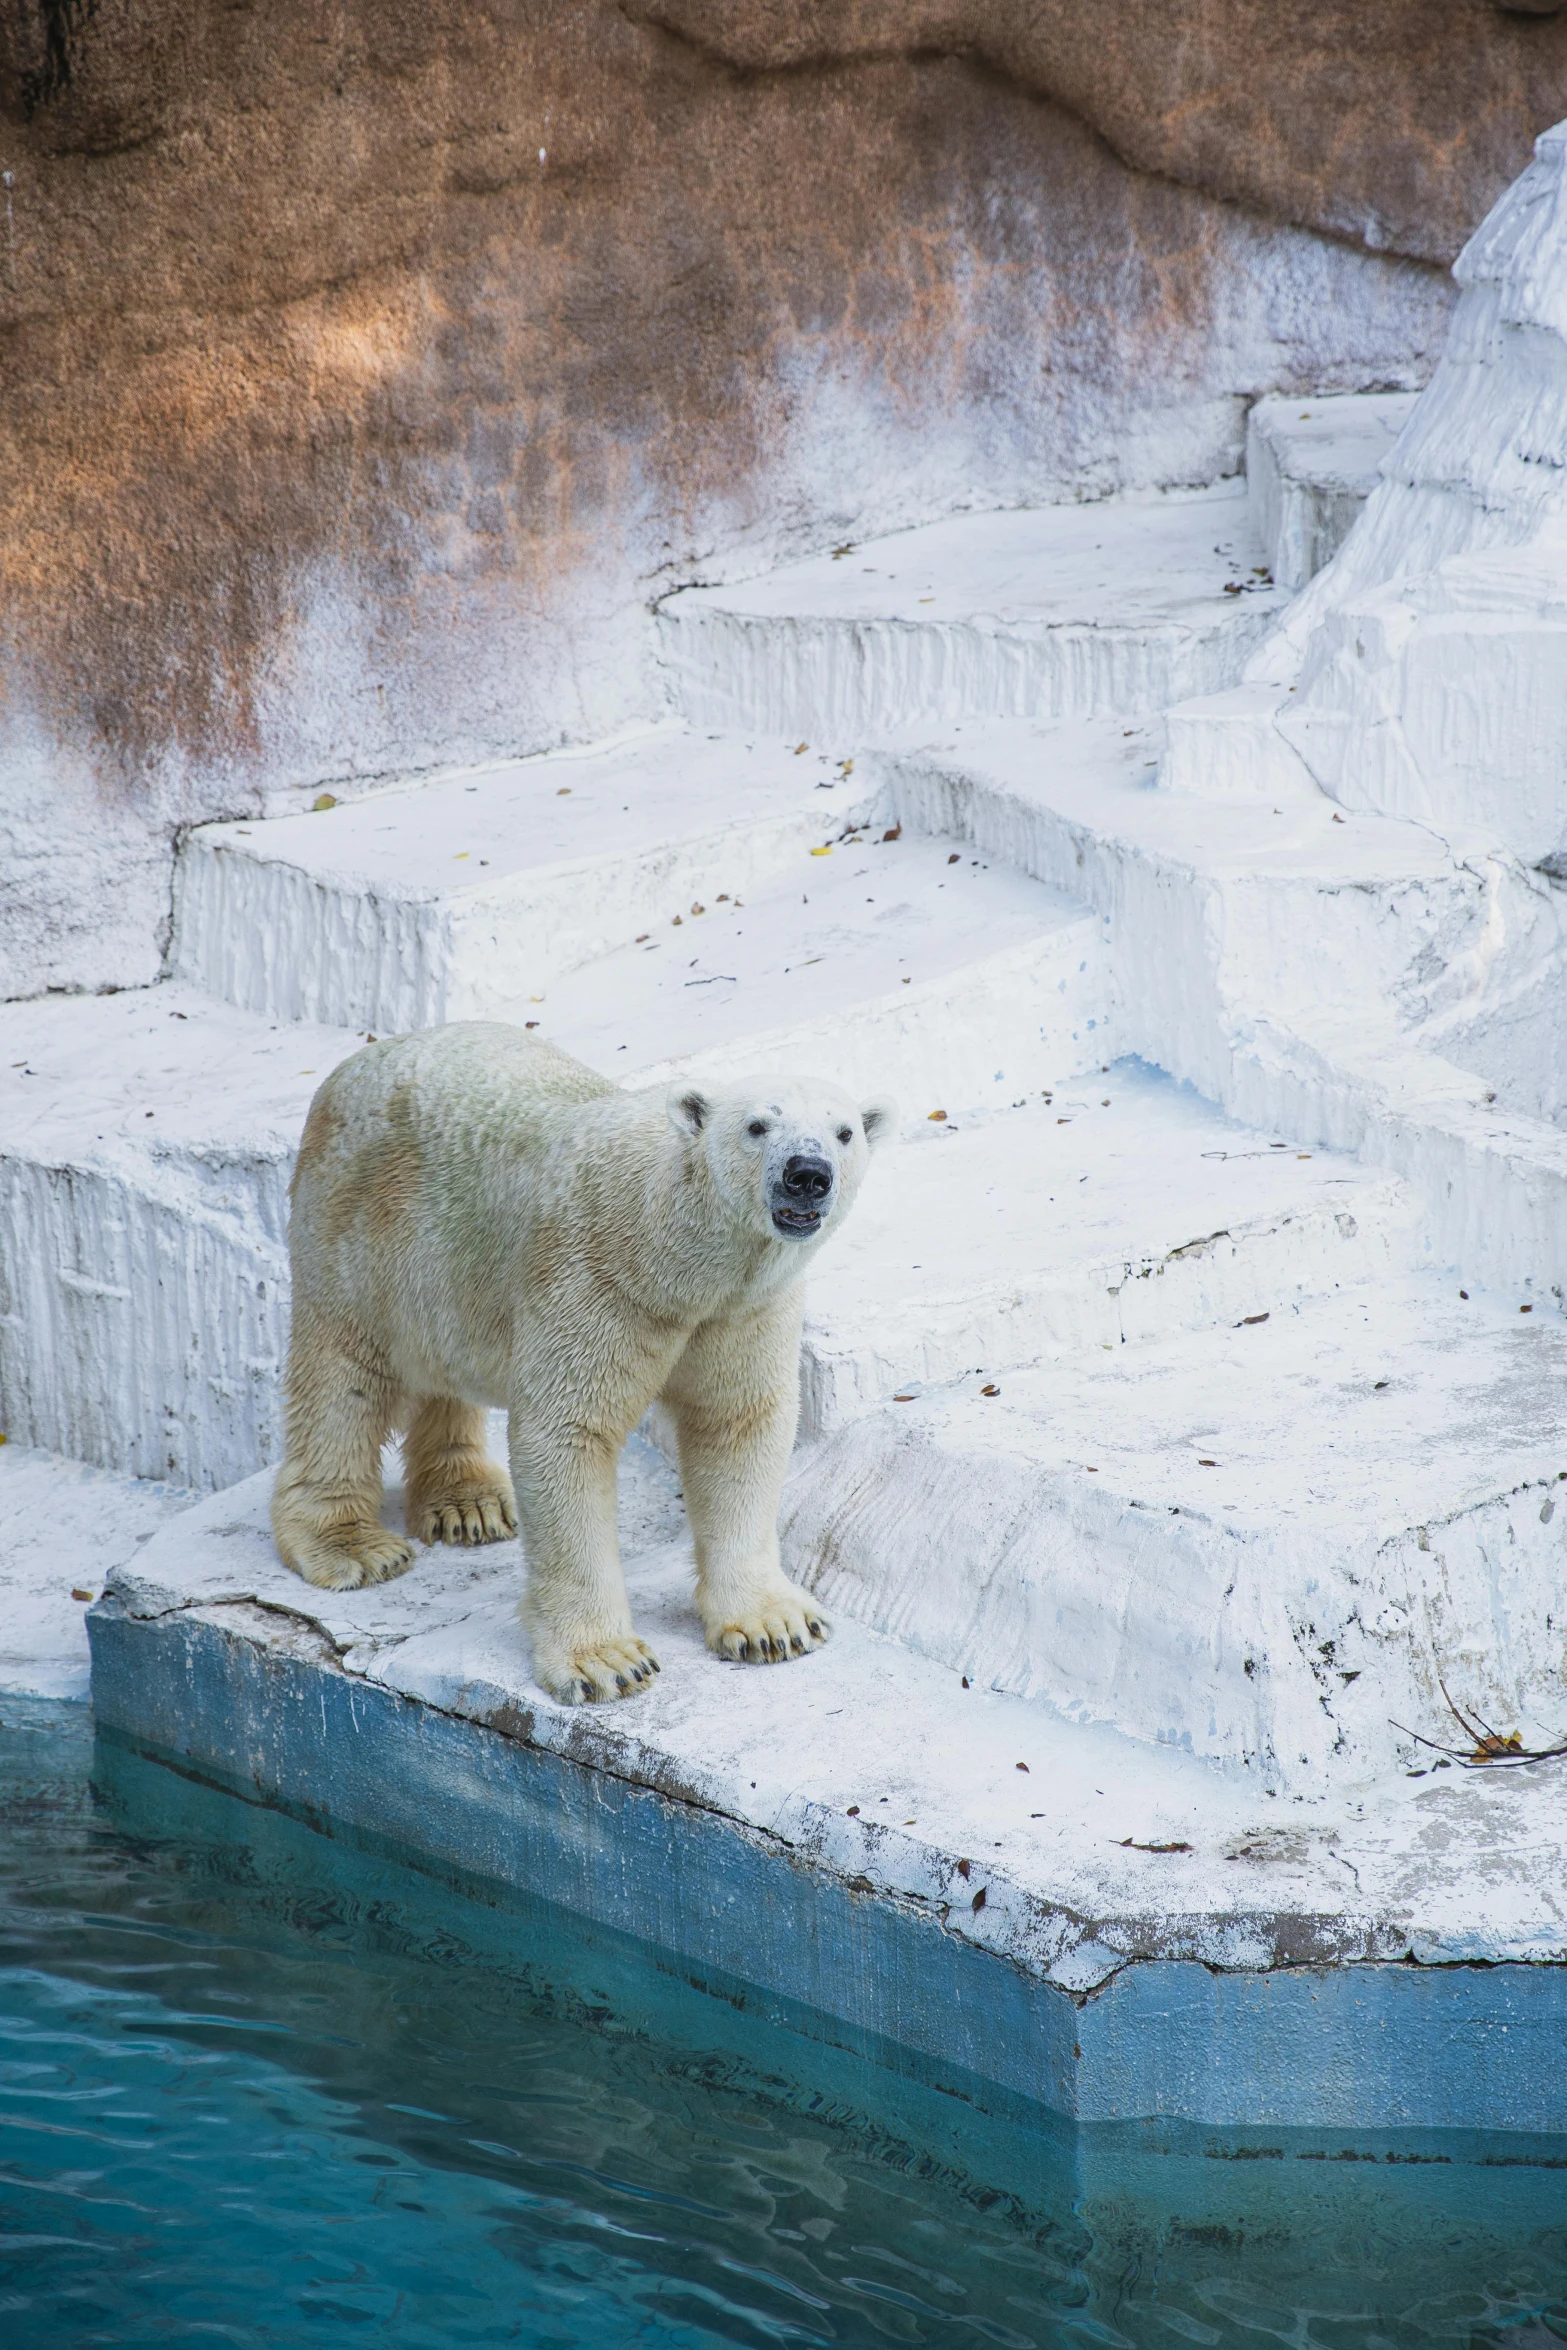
[271,1022,894,1704]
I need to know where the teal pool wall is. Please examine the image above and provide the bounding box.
[88,1600,1567,2139]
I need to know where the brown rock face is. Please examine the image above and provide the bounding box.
[639,2,1567,266]
[0,1,1559,997]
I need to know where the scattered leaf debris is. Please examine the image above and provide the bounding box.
[1391,1677,1567,1769]
[1119,1837,1193,1853]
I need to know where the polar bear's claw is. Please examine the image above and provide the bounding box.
[413,1483,517,1548]
[539,1635,661,1705]
[709,1593,831,1666]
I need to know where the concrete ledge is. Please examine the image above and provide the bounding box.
[87,1444,1567,2137]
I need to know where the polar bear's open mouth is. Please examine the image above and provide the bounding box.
[771,1204,823,1238]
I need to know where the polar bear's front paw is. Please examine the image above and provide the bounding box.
[292,1527,417,1590]
[705,1587,831,1666]
[410,1476,517,1548]
[535,1635,661,1706]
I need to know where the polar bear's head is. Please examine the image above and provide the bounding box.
[667,1075,897,1245]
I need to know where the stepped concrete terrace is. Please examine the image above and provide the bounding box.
[10,131,1567,2134]
[656,478,1286,741]
[870,718,1567,1301]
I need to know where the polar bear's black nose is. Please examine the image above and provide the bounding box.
[782,1154,834,1201]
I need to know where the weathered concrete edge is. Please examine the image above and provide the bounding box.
[88,1599,1567,2136]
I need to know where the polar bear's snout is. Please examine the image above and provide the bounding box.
[772,1145,835,1237]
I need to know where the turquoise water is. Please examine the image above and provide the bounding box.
[1,1699,1566,2348]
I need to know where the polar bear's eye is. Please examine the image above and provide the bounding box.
[837,1126,854,1146]
[747,1119,769,1138]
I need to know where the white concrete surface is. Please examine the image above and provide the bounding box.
[873,719,1567,1295]
[799,1066,1418,1436]
[97,1431,1567,1990]
[785,1275,1567,1789]
[0,1443,191,1697]
[0,985,363,1487]
[658,482,1285,739]
[174,726,882,1034]
[534,824,1114,1109]
[1246,391,1419,592]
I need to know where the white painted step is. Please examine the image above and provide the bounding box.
[0,1442,192,1698]
[529,821,1114,1110]
[1246,390,1418,593]
[798,1064,1419,1437]
[657,481,1285,739]
[784,1275,1567,1792]
[871,718,1567,1299]
[0,984,364,1490]
[104,1430,1567,1987]
[173,725,880,1034]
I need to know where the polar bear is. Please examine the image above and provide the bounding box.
[271,1022,895,1704]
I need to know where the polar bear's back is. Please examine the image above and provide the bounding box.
[291,1021,617,1241]
[300,1021,610,1166]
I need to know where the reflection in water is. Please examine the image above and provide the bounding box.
[0,1697,1564,2347]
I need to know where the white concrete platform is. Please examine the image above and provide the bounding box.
[0,984,363,1487]
[93,1430,1567,1997]
[529,821,1113,1108]
[174,725,880,1035]
[785,1273,1567,1789]
[798,1064,1418,1435]
[872,718,1567,1297]
[1246,391,1419,592]
[658,482,1285,739]
[0,1442,191,1697]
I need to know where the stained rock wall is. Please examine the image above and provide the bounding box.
[1,1,1561,999]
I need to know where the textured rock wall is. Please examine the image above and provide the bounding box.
[1,1,1561,999]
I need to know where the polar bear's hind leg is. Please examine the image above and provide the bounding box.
[404,1397,517,1546]
[271,1311,417,1590]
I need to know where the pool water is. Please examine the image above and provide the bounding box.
[1,1699,1566,2348]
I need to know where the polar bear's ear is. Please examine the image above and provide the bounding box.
[666,1085,714,1140]
[859,1097,898,1152]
